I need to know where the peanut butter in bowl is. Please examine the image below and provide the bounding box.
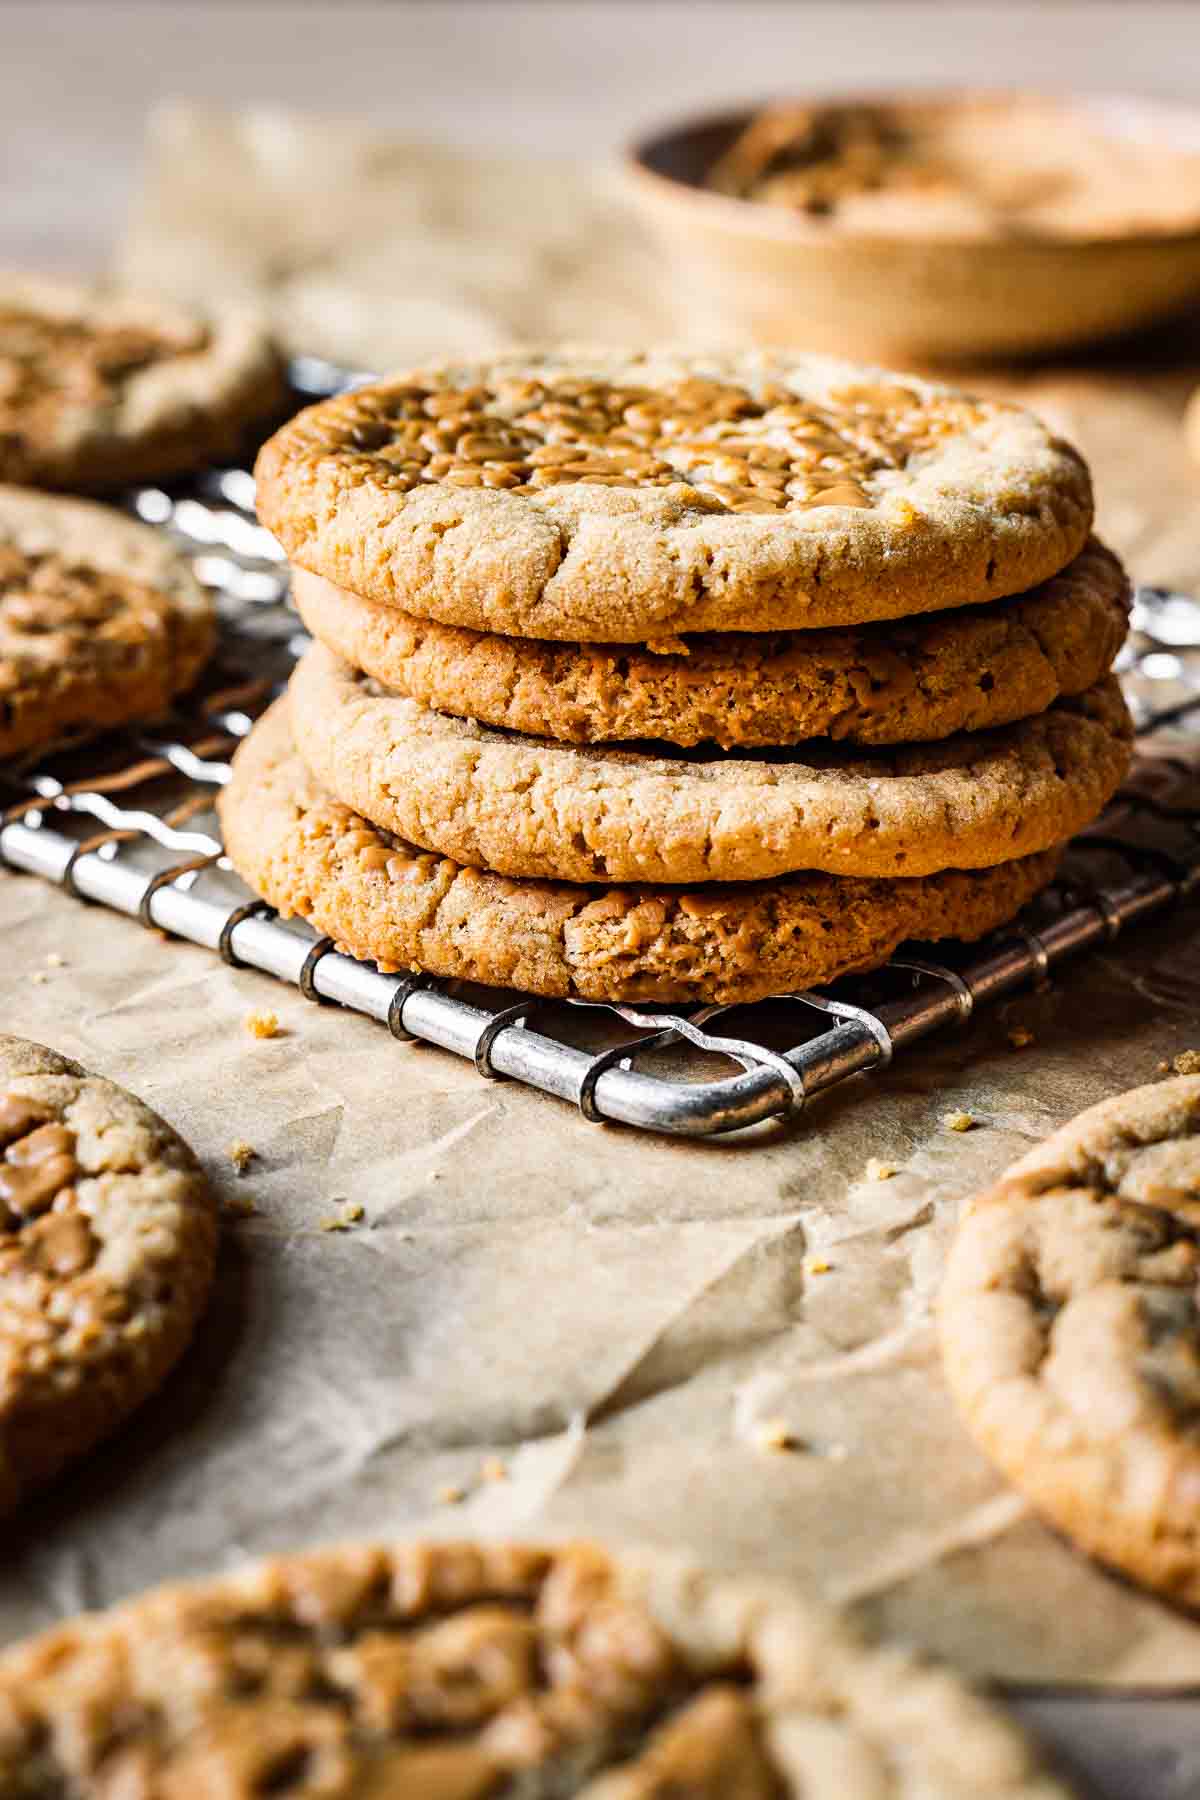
[625,91,1200,361]
[708,95,1200,241]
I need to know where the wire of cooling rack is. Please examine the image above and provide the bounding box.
[2,372,1199,1136]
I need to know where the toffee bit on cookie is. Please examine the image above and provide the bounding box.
[244,1009,280,1040]
[754,1417,801,1454]
[864,1157,898,1181]
[805,1255,833,1275]
[1171,1049,1200,1075]
[227,1139,256,1174]
[1007,1026,1035,1050]
[944,1110,976,1132]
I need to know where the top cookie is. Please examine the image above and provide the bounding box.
[255,348,1093,640]
[0,1536,1074,1797]
[940,1076,1200,1608]
[0,273,284,491]
[0,1035,217,1516]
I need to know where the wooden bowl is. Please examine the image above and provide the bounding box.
[622,92,1200,363]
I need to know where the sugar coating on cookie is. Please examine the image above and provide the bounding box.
[0,273,283,490]
[0,1034,217,1515]
[292,536,1129,750]
[255,348,1093,640]
[0,486,215,755]
[940,1076,1200,1606]
[288,644,1132,885]
[219,699,1063,1005]
[0,1537,1075,1796]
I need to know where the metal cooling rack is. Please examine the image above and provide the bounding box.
[2,363,1198,1137]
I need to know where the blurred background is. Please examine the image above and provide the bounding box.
[7,0,1200,592]
[9,2,1200,268]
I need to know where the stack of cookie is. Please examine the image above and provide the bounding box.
[222,350,1134,1005]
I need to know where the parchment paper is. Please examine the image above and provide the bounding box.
[3,103,1200,1691]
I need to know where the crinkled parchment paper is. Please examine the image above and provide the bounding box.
[2,105,1200,1698]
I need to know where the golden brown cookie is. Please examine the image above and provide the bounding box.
[291,537,1129,750]
[288,646,1131,885]
[0,486,214,756]
[1183,380,1200,473]
[940,1076,1200,1608]
[0,1035,217,1516]
[0,1537,1075,1797]
[0,273,284,491]
[219,698,1062,1004]
[255,348,1093,641]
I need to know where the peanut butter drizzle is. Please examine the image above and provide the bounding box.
[0,1098,77,1224]
[297,372,984,517]
[0,1092,50,1146]
[0,304,207,456]
[0,545,169,684]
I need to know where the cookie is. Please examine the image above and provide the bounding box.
[0,486,214,756]
[0,273,284,491]
[291,536,1130,750]
[255,348,1093,641]
[220,699,1062,1004]
[0,1536,1075,1796]
[940,1076,1200,1607]
[0,1035,217,1516]
[1184,380,1200,473]
[289,646,1131,886]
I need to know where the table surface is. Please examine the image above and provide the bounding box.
[7,0,1200,269]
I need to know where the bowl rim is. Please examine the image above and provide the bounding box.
[623,86,1200,252]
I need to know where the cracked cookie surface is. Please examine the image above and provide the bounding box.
[940,1076,1200,1607]
[0,486,214,755]
[256,348,1093,640]
[0,1537,1075,1797]
[289,646,1131,885]
[0,273,283,491]
[219,699,1062,1004]
[293,537,1128,750]
[0,1035,217,1516]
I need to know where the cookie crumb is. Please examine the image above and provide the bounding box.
[805,1255,832,1275]
[865,1158,898,1181]
[480,1456,508,1484]
[944,1110,976,1132]
[436,1483,466,1506]
[30,970,48,985]
[1007,1027,1035,1050]
[319,1202,364,1233]
[244,1009,280,1040]
[227,1139,256,1174]
[222,1193,257,1219]
[754,1417,800,1454]
[45,952,65,967]
[1171,1049,1200,1076]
